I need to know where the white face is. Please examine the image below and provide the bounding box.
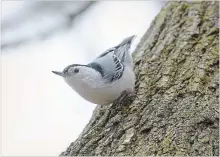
[63,65,103,87]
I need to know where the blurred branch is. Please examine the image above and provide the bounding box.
[1,1,96,50]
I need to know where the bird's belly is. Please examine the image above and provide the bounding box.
[77,86,123,105]
[71,66,135,105]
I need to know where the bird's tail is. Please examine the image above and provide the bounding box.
[114,35,136,65]
[117,35,136,47]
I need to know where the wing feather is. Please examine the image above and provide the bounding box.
[89,35,135,84]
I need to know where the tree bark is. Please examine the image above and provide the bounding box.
[60,1,219,156]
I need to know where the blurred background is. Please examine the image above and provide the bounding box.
[1,1,163,156]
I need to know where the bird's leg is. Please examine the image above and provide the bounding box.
[116,90,129,104]
[109,90,137,117]
[113,90,136,106]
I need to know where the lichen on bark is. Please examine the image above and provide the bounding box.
[60,1,219,156]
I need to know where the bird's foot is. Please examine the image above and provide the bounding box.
[113,90,137,107]
[109,90,137,117]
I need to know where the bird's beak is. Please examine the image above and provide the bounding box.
[52,71,65,77]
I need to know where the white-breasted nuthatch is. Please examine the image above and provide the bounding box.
[52,35,136,105]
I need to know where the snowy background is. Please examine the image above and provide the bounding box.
[1,1,163,156]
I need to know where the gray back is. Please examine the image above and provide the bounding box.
[88,35,135,83]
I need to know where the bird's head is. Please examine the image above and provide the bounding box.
[52,63,104,87]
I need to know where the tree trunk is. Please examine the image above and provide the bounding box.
[60,1,219,156]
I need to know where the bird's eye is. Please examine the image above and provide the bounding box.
[74,68,79,73]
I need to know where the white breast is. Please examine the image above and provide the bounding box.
[66,66,135,105]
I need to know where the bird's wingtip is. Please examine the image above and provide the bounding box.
[119,35,136,46]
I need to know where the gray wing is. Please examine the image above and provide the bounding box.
[89,35,135,83]
[97,35,135,65]
[89,51,124,83]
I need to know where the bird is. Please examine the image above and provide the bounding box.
[52,35,136,105]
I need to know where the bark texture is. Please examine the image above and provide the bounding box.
[61,1,219,156]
